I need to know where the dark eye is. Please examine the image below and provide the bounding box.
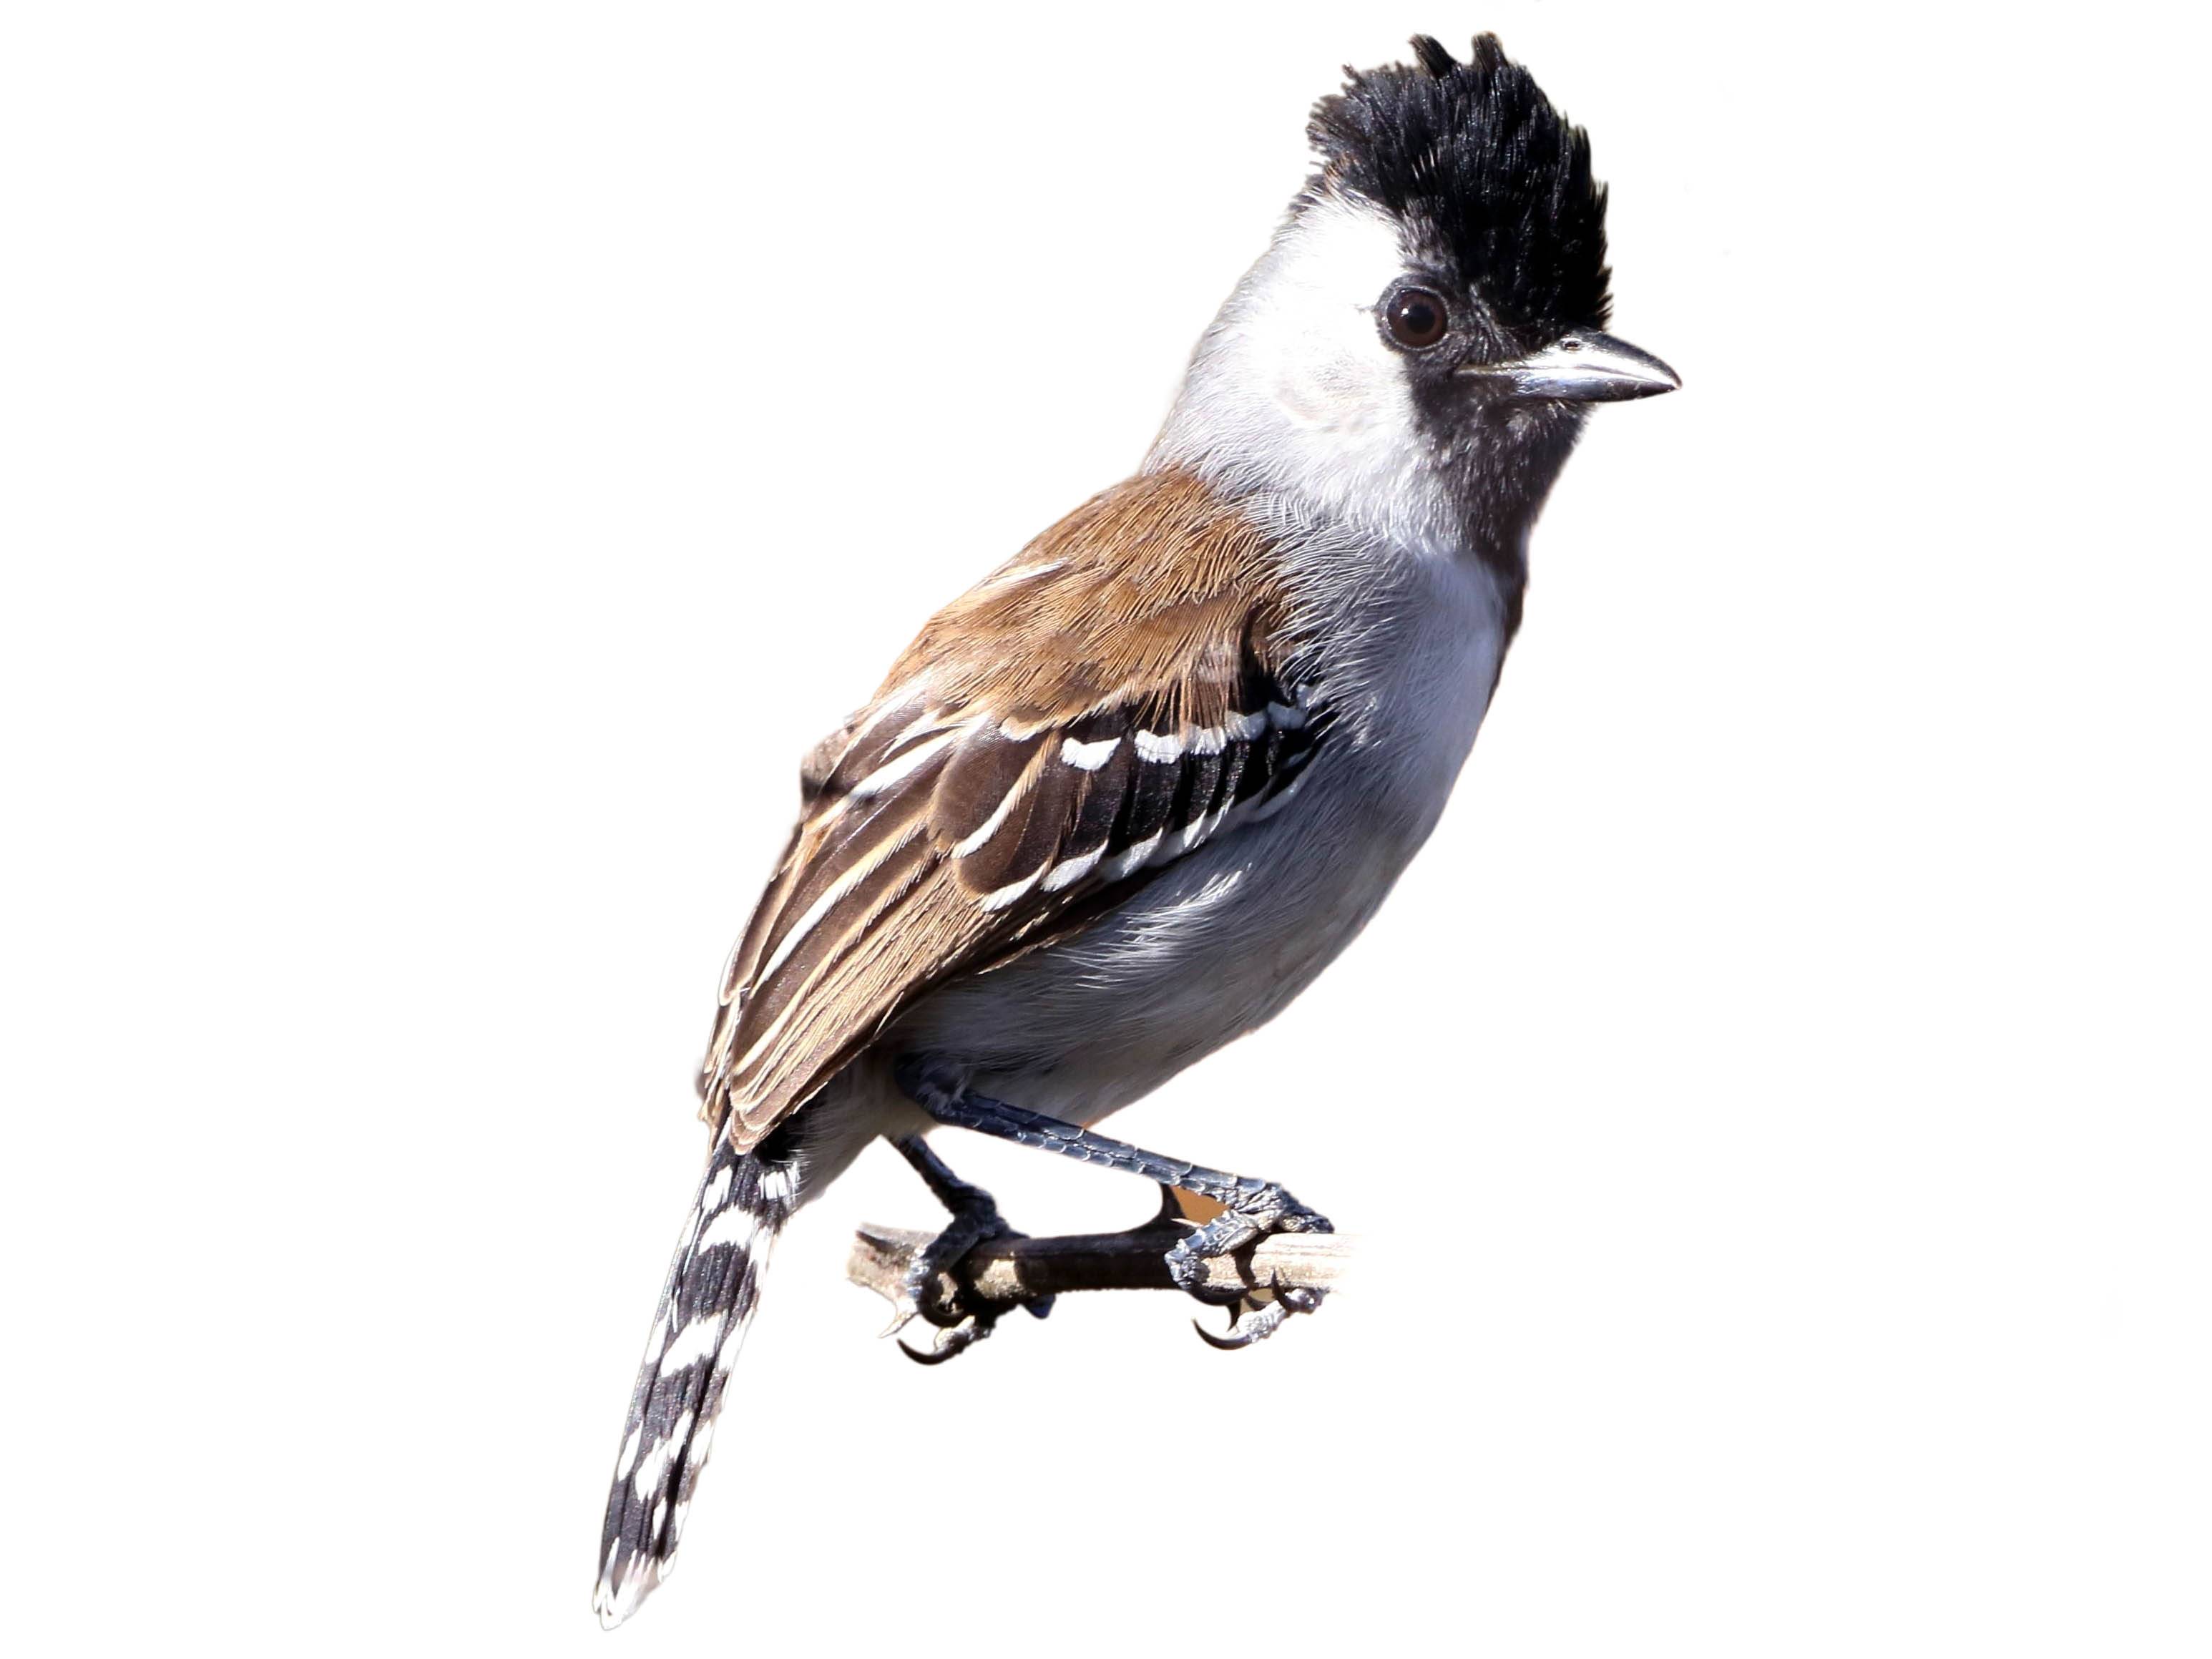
[1383,288,1449,351]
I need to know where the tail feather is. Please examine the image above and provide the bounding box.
[594,1131,796,1628]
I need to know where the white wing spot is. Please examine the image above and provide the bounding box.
[953,785,1024,858]
[1040,848,1105,892]
[1134,728,1185,763]
[978,866,1047,913]
[1059,734,1120,771]
[881,717,958,759]
[850,729,958,798]
[1100,831,1163,883]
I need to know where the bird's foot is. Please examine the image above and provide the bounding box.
[891,1136,1053,1365]
[1165,1180,1334,1351]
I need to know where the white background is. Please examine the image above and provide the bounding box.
[4,4,2206,1654]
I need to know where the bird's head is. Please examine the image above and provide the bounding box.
[1155,34,1677,551]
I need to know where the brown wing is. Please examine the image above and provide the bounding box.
[698,467,1325,1151]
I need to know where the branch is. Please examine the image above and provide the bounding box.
[846,1210,1356,1316]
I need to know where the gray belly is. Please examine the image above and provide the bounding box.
[889,546,1509,1128]
[887,734,1459,1127]
[905,541,1511,1124]
[791,549,1509,1198]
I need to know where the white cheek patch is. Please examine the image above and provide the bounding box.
[1153,194,1443,533]
[1242,197,1415,441]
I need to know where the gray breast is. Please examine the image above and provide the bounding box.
[894,547,1509,1128]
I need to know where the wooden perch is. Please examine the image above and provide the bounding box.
[846,1210,1356,1316]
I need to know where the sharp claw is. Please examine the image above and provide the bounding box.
[885,1147,1041,1359]
[1193,1315,1242,1350]
[899,1334,960,1366]
[899,1318,985,1365]
[898,1336,959,1371]
[1192,1282,1329,1350]
[1183,1278,1247,1308]
[1192,1308,1271,1351]
[1164,1180,1333,1346]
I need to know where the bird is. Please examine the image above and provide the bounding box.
[594,31,1677,1628]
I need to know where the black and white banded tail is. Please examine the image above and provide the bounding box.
[594,1132,796,1628]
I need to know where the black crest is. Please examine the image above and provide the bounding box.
[1308,34,1612,343]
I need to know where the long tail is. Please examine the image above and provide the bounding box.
[594,1130,796,1628]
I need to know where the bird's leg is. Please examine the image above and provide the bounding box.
[895,1062,1332,1349]
[889,1134,1052,1364]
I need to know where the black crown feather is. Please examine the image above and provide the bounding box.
[1308,33,1612,338]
